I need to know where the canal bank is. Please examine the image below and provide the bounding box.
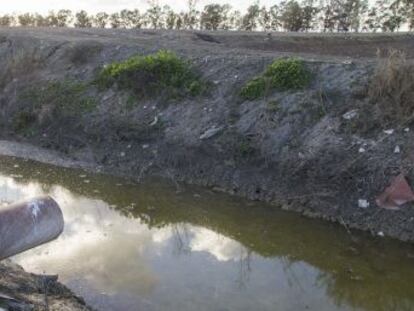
[1,28,414,243]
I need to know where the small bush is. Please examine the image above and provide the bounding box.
[97,50,205,99]
[241,58,311,100]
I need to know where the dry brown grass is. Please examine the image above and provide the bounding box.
[369,49,414,123]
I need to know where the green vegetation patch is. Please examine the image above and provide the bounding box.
[97,50,206,99]
[241,58,311,100]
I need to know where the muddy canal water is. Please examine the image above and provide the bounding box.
[1,156,413,311]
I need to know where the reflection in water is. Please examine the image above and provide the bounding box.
[0,156,414,311]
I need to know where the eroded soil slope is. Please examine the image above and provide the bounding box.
[1,27,414,242]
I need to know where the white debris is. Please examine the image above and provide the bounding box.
[149,116,159,127]
[120,152,126,157]
[378,231,385,237]
[358,147,366,153]
[358,199,369,208]
[394,146,401,154]
[358,199,370,209]
[404,127,410,132]
[342,109,358,120]
[127,144,132,149]
[142,144,150,149]
[200,126,223,140]
[384,129,394,135]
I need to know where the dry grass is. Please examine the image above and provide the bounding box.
[368,49,414,123]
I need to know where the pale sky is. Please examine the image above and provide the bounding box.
[0,0,278,14]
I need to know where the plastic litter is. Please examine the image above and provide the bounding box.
[342,109,358,120]
[383,129,394,135]
[376,174,414,210]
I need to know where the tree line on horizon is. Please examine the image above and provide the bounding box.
[0,0,413,33]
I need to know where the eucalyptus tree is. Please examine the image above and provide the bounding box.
[176,13,184,29]
[183,0,200,29]
[146,0,164,29]
[228,10,242,30]
[109,13,122,28]
[241,3,261,30]
[17,13,35,26]
[74,10,92,28]
[0,14,14,26]
[200,4,231,30]
[56,10,73,27]
[164,6,178,29]
[119,9,144,28]
[375,0,406,31]
[94,12,109,28]
[269,5,282,30]
[34,13,50,27]
[301,0,319,31]
[259,6,272,30]
[280,1,304,31]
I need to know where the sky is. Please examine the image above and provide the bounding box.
[0,0,278,14]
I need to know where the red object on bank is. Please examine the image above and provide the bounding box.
[376,174,414,210]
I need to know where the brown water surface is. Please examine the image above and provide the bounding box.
[0,156,413,311]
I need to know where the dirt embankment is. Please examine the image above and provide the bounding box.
[0,260,91,310]
[1,27,414,244]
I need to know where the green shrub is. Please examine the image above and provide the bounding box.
[98,50,205,99]
[241,58,311,100]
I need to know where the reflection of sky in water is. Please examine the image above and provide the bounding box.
[5,166,412,311]
[0,174,354,311]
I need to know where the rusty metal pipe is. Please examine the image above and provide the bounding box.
[0,196,64,260]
